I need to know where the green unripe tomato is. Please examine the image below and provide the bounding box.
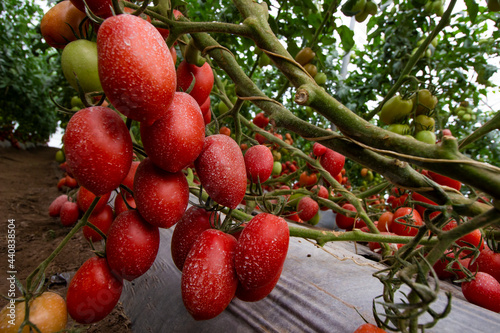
[414,114,435,132]
[415,130,436,144]
[462,113,472,122]
[308,212,321,226]
[387,123,411,135]
[314,72,327,85]
[61,39,102,93]
[272,161,282,176]
[55,150,65,163]
[355,10,370,23]
[379,95,413,125]
[352,0,367,13]
[70,96,84,108]
[365,0,378,15]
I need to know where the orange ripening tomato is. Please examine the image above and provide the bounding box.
[354,323,388,333]
[40,0,88,49]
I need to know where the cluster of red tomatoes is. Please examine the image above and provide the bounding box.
[36,3,298,325]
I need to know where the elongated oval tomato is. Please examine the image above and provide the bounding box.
[235,265,283,302]
[106,210,160,281]
[83,204,114,242]
[194,134,247,209]
[64,106,133,196]
[134,158,189,228]
[181,229,238,320]
[176,60,214,105]
[97,14,176,125]
[141,92,205,173]
[66,257,123,324]
[234,213,289,289]
[70,0,113,18]
[170,206,216,271]
[244,144,274,183]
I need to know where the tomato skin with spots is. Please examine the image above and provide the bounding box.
[140,92,205,173]
[461,272,500,313]
[176,60,214,105]
[133,158,189,229]
[469,247,500,283]
[319,148,345,179]
[97,14,176,125]
[234,213,289,289]
[76,186,111,214]
[244,144,274,183]
[64,106,133,196]
[66,257,123,324]
[181,229,238,320]
[235,265,282,302]
[194,134,247,209]
[171,206,216,271]
[106,210,160,281]
[83,204,114,242]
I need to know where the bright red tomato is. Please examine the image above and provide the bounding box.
[170,207,216,271]
[469,247,500,282]
[60,201,79,226]
[377,211,393,232]
[64,106,133,196]
[426,170,462,191]
[252,112,269,128]
[199,96,211,116]
[461,272,500,312]
[83,204,114,242]
[312,142,327,157]
[335,203,357,231]
[133,158,189,228]
[391,207,423,237]
[66,257,123,324]
[181,229,238,320]
[320,148,345,179]
[298,171,317,187]
[442,220,485,254]
[140,92,205,173]
[49,194,69,217]
[194,134,247,209]
[412,192,439,220]
[120,161,140,192]
[97,14,176,125]
[176,60,214,105]
[244,145,274,183]
[297,196,319,222]
[76,186,111,214]
[106,210,160,281]
[354,323,388,333]
[234,213,289,289]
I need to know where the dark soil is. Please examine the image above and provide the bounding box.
[0,146,132,332]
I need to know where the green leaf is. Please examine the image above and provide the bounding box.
[337,25,355,53]
[464,0,479,24]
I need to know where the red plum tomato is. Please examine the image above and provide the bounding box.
[140,92,205,173]
[194,135,247,209]
[244,145,274,183]
[64,106,133,196]
[97,14,176,125]
[176,60,214,105]
[181,229,238,320]
[134,158,189,229]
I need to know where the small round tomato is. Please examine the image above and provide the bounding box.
[61,39,102,93]
[377,211,394,232]
[0,292,67,333]
[414,130,436,145]
[297,196,319,222]
[181,229,238,320]
[379,94,413,125]
[176,60,214,105]
[83,204,114,242]
[234,213,289,289]
[40,0,88,49]
[469,247,500,283]
[134,158,189,229]
[97,14,176,125]
[461,272,500,312]
[391,207,423,237]
[140,92,205,173]
[64,107,133,196]
[244,145,274,183]
[335,203,357,231]
[298,171,317,187]
[106,210,160,281]
[194,134,247,209]
[66,257,123,324]
[171,206,216,271]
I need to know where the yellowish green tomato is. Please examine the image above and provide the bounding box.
[387,123,411,135]
[414,114,435,132]
[61,39,102,93]
[308,212,321,226]
[379,95,413,125]
[415,130,436,144]
[412,89,438,115]
[314,72,327,85]
[272,161,282,176]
